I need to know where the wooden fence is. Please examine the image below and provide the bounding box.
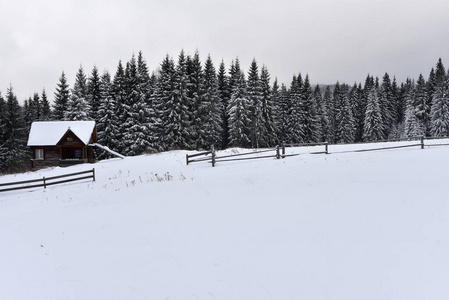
[186,146,285,167]
[0,168,95,193]
[186,136,449,167]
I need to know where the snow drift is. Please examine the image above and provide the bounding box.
[1,144,449,300]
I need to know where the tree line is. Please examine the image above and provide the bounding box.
[1,50,448,173]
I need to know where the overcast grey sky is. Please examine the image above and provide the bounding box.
[1,0,449,101]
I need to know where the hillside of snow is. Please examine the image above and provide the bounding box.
[1,143,449,300]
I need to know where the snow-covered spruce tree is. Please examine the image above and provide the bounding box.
[363,85,384,142]
[29,93,41,122]
[110,61,127,153]
[403,79,424,137]
[217,60,230,149]
[247,59,265,148]
[171,50,194,149]
[151,55,175,151]
[427,67,436,103]
[301,75,320,143]
[97,71,121,159]
[200,55,223,149]
[379,73,396,138]
[64,66,91,121]
[0,93,6,164]
[390,77,404,125]
[121,54,152,156]
[313,85,327,142]
[430,72,449,137]
[349,83,365,142]
[414,74,430,135]
[87,66,102,122]
[334,84,356,143]
[286,74,304,144]
[1,86,29,173]
[136,51,158,153]
[186,51,206,149]
[155,52,192,150]
[52,71,70,120]
[323,86,335,143]
[331,82,344,142]
[227,59,251,148]
[274,83,290,144]
[40,89,51,121]
[259,66,277,147]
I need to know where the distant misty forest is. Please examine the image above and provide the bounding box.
[1,50,448,173]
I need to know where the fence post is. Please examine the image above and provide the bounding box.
[92,168,96,182]
[325,142,329,154]
[43,177,46,189]
[421,136,424,149]
[186,154,189,165]
[276,145,280,159]
[211,145,216,167]
[282,143,285,158]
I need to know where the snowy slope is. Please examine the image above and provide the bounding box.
[1,145,449,300]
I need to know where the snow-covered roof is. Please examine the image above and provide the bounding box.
[27,121,96,146]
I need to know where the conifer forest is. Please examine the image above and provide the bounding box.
[1,50,449,173]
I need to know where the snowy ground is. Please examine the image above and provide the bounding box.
[1,142,449,300]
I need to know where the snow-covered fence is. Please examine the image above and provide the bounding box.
[281,142,329,155]
[280,136,429,154]
[186,146,287,167]
[186,136,449,168]
[0,169,95,193]
[186,146,216,166]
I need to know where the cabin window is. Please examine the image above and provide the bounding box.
[35,149,44,160]
[67,137,73,142]
[74,149,82,159]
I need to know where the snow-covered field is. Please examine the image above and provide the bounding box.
[1,143,449,300]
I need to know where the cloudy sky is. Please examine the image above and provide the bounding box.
[1,0,449,101]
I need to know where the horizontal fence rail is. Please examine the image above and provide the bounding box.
[0,169,95,193]
[186,136,449,167]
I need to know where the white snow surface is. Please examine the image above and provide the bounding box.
[1,143,449,300]
[27,121,96,146]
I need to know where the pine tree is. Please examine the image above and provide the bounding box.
[187,51,205,149]
[65,66,91,120]
[259,66,277,147]
[52,71,70,120]
[275,83,290,144]
[247,59,264,148]
[301,75,319,143]
[40,89,51,120]
[227,59,251,147]
[111,61,127,152]
[335,84,355,143]
[97,71,121,158]
[217,60,230,149]
[323,86,335,143]
[121,54,150,155]
[430,72,449,137]
[403,79,423,137]
[87,66,102,122]
[155,53,192,150]
[1,86,29,173]
[313,85,327,142]
[414,74,430,135]
[200,55,223,148]
[286,74,304,144]
[0,92,5,148]
[379,73,395,137]
[363,85,384,141]
[349,83,365,142]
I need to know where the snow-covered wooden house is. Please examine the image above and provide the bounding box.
[27,121,97,168]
